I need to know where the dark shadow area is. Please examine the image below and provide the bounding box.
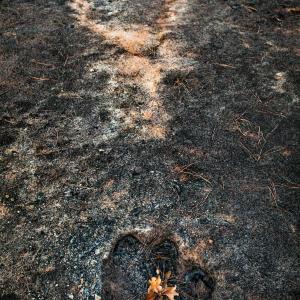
[102,235,214,300]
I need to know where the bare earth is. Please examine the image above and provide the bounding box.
[0,0,299,299]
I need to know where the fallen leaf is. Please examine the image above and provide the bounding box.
[165,271,171,280]
[146,272,179,300]
[146,290,156,300]
[163,286,179,300]
[148,276,162,293]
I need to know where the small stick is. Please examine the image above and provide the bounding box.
[214,63,236,69]
[182,171,212,185]
[31,60,55,67]
[256,109,286,118]
[0,90,9,97]
[242,5,257,12]
[31,76,51,81]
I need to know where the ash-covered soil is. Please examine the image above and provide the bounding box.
[0,0,299,299]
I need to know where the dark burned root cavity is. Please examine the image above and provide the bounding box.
[102,234,214,300]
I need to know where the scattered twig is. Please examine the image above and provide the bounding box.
[274,177,300,190]
[274,7,300,14]
[175,162,212,185]
[63,56,69,67]
[204,189,212,201]
[31,76,51,81]
[182,171,212,185]
[268,181,278,207]
[242,5,257,12]
[0,90,9,97]
[256,109,287,118]
[239,141,260,161]
[261,146,283,158]
[31,59,55,67]
[175,79,196,102]
[214,63,236,69]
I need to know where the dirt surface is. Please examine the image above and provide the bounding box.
[0,0,299,299]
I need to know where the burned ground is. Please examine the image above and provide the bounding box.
[0,0,299,299]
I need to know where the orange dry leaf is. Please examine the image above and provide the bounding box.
[146,290,156,300]
[148,276,163,293]
[163,286,179,300]
[147,273,179,300]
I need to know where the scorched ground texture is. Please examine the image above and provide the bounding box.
[0,0,299,299]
